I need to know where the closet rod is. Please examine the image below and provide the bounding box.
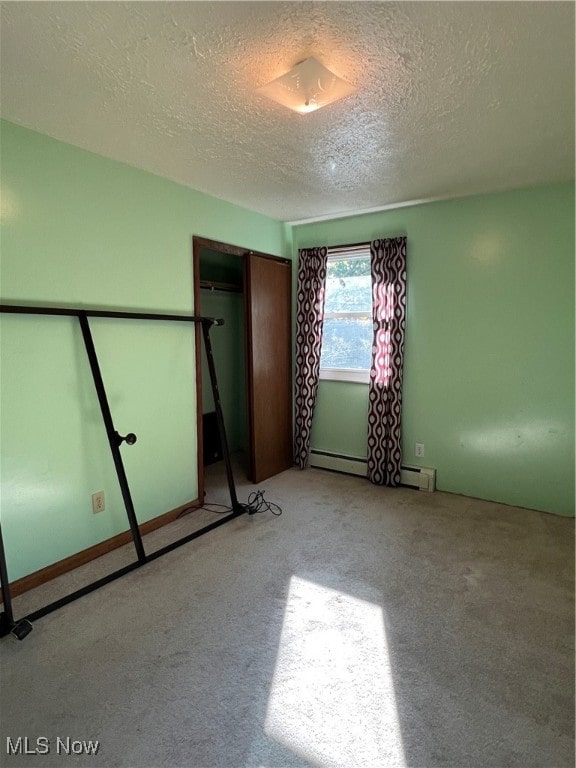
[199,280,241,293]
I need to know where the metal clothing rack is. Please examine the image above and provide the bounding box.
[0,303,251,640]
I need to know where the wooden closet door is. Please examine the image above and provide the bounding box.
[245,254,293,483]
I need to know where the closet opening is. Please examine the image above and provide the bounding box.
[195,239,247,502]
[193,236,293,503]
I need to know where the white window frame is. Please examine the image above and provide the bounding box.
[319,246,371,385]
[319,367,370,384]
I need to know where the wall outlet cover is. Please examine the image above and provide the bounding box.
[92,491,105,513]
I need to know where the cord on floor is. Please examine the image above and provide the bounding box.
[245,490,282,516]
[178,491,282,518]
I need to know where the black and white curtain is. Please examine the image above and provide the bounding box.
[293,246,328,468]
[367,237,407,485]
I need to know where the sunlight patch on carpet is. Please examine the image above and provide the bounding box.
[264,576,406,767]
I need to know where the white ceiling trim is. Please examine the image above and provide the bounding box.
[287,191,474,226]
[286,177,559,225]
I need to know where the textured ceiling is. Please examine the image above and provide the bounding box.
[0,2,574,222]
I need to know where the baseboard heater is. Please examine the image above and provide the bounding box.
[309,450,436,492]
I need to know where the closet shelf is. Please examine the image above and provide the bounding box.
[199,279,242,293]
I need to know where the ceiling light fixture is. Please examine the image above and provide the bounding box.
[257,57,355,114]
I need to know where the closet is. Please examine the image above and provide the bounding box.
[193,237,292,498]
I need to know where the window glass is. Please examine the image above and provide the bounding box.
[320,253,372,376]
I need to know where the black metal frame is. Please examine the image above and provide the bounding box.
[0,303,249,639]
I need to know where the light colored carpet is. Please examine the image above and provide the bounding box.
[0,465,573,768]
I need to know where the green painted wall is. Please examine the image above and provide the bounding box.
[200,289,246,454]
[1,118,573,587]
[293,183,575,516]
[0,120,287,580]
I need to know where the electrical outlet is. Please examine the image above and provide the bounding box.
[92,491,105,514]
[415,443,425,458]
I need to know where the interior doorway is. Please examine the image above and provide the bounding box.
[193,237,293,503]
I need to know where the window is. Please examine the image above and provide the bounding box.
[320,246,372,383]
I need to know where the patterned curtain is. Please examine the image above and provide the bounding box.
[294,246,328,469]
[367,237,407,485]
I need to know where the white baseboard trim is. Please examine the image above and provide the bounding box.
[309,450,436,492]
